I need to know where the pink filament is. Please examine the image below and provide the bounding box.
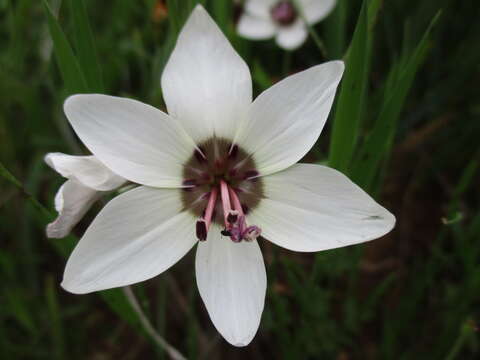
[203,187,218,230]
[219,180,233,224]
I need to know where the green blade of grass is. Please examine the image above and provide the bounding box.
[352,11,442,190]
[211,0,232,35]
[68,0,104,92]
[43,0,88,95]
[327,0,368,173]
[323,0,347,59]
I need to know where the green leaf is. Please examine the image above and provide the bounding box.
[328,0,369,173]
[68,0,104,92]
[43,0,88,95]
[352,11,442,191]
[324,0,347,59]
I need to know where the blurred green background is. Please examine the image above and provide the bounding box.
[1,0,479,358]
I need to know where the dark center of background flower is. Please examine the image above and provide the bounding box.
[270,0,297,26]
[182,137,264,230]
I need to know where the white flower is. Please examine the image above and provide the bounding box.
[45,153,126,238]
[237,0,336,50]
[58,5,394,346]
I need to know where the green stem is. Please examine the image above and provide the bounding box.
[282,50,292,76]
[291,0,327,57]
[122,286,187,360]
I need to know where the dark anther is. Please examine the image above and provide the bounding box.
[221,229,231,236]
[196,221,207,241]
[227,213,238,224]
[242,204,249,215]
[228,144,238,159]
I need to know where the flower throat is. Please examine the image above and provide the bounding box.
[181,137,263,242]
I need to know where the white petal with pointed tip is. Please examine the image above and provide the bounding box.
[275,19,308,50]
[249,164,396,252]
[62,186,197,294]
[237,13,277,40]
[236,61,344,176]
[45,153,125,191]
[47,180,100,239]
[196,226,266,346]
[161,5,252,142]
[300,0,336,24]
[64,94,195,188]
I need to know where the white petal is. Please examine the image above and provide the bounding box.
[45,153,125,191]
[249,164,396,252]
[161,5,252,142]
[196,226,266,346]
[244,0,276,18]
[64,94,196,188]
[47,180,101,239]
[62,186,197,294]
[275,19,308,50]
[300,0,336,24]
[236,61,344,176]
[237,13,277,40]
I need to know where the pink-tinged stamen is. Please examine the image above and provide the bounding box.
[203,188,218,230]
[219,179,233,225]
[196,188,218,241]
[228,187,244,216]
[227,186,262,242]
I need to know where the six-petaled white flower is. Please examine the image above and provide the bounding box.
[45,153,125,238]
[54,5,395,347]
[237,0,336,50]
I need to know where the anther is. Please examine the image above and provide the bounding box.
[196,188,218,241]
[196,220,207,241]
[227,211,239,224]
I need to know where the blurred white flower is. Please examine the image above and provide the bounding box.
[55,5,394,346]
[237,0,336,50]
[45,153,126,238]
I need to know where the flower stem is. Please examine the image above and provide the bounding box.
[122,286,187,360]
[291,0,327,57]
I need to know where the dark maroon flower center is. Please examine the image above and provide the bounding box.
[270,1,297,26]
[181,137,263,242]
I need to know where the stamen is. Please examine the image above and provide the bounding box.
[227,211,239,224]
[203,188,218,230]
[196,220,207,241]
[219,180,232,225]
[196,188,218,241]
[228,187,244,215]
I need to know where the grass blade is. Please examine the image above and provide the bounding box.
[328,0,369,173]
[68,0,104,92]
[352,11,442,190]
[43,0,88,95]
